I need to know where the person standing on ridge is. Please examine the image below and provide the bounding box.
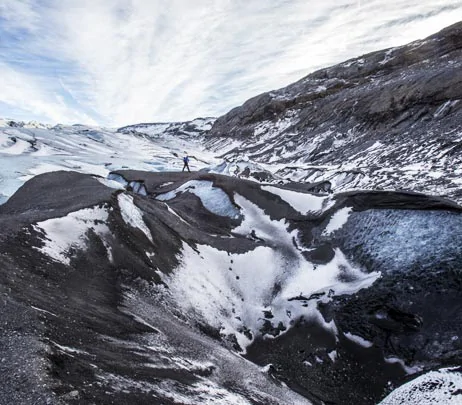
[182,153,191,172]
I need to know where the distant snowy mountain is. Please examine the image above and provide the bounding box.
[1,22,462,405]
[0,118,52,129]
[118,117,215,138]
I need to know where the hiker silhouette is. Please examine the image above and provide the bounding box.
[182,154,191,172]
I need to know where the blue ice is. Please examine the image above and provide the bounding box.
[156,180,240,218]
[129,181,147,196]
[84,130,104,143]
[107,173,128,187]
[337,209,462,274]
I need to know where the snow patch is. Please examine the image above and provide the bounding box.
[344,332,373,348]
[262,185,331,215]
[233,194,295,246]
[323,207,353,235]
[30,306,58,318]
[34,206,110,264]
[51,341,89,356]
[328,350,337,362]
[385,356,423,375]
[117,194,153,243]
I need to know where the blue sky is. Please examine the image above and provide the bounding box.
[0,0,461,127]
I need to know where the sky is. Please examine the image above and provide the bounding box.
[0,1,461,127]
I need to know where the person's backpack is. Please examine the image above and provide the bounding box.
[183,156,189,164]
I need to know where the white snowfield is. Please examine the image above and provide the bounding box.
[0,120,219,204]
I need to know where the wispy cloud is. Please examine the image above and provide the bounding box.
[0,0,461,126]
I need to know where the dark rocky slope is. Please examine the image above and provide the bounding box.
[204,22,462,203]
[1,170,461,404]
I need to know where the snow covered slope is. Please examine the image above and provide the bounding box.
[1,170,461,404]
[0,119,218,204]
[204,22,462,203]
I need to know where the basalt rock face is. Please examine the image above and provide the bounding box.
[1,170,461,404]
[204,22,462,203]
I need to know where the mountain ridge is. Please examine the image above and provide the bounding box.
[201,21,462,203]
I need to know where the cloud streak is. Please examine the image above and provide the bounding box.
[0,0,461,126]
